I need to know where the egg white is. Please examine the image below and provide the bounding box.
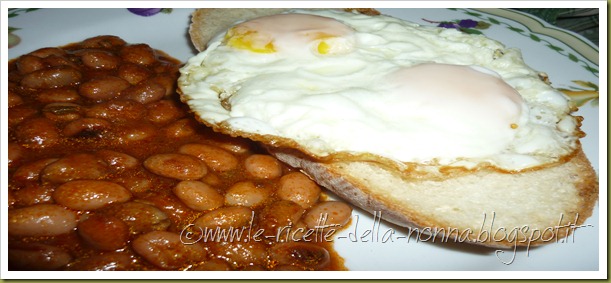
[179,9,579,171]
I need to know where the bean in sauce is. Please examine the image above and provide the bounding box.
[7,35,351,271]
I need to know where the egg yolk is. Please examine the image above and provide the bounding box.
[388,63,524,130]
[224,13,355,54]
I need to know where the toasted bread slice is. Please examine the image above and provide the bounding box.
[181,8,599,248]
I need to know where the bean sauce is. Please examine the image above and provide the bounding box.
[8,35,351,271]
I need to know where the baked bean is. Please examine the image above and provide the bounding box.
[141,193,193,227]
[8,105,38,127]
[53,180,131,210]
[42,102,82,122]
[173,180,224,211]
[95,150,139,171]
[37,88,80,103]
[41,153,109,184]
[65,252,135,271]
[132,230,207,270]
[244,154,283,179]
[86,99,147,122]
[79,50,121,70]
[118,63,153,85]
[258,200,304,237]
[163,118,199,138]
[202,173,223,187]
[8,204,78,236]
[209,241,267,269]
[224,181,269,207]
[114,122,157,143]
[277,172,321,209]
[29,47,66,58]
[79,76,131,101]
[148,75,177,97]
[12,158,59,184]
[113,175,153,193]
[42,55,76,68]
[120,44,157,66]
[179,143,239,172]
[123,79,166,104]
[8,142,25,168]
[80,35,126,49]
[16,54,45,74]
[143,153,207,180]
[8,91,24,108]
[215,137,252,154]
[13,184,55,206]
[193,206,253,230]
[20,66,82,89]
[146,99,186,124]
[78,214,130,251]
[304,201,352,229]
[188,259,232,271]
[62,117,111,138]
[15,117,60,148]
[8,243,72,270]
[270,242,331,270]
[111,201,170,234]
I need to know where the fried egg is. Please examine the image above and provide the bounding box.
[178,9,579,171]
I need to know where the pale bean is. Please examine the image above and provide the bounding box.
[78,76,130,100]
[13,184,55,206]
[113,122,157,143]
[62,118,111,138]
[173,180,223,211]
[42,102,82,122]
[13,158,59,184]
[8,204,78,236]
[162,118,199,139]
[258,200,304,237]
[79,50,121,70]
[132,230,207,270]
[110,201,170,234]
[188,259,232,271]
[16,54,45,74]
[8,243,72,270]
[215,137,252,154]
[224,181,269,207]
[304,201,352,229]
[113,175,153,193]
[120,44,157,66]
[15,117,60,148]
[80,35,126,49]
[244,154,283,179]
[123,79,166,104]
[65,252,135,271]
[145,99,186,124]
[277,172,321,209]
[37,88,80,103]
[41,153,109,184]
[270,242,330,270]
[144,153,207,180]
[95,150,139,171]
[54,180,131,210]
[193,206,253,230]
[179,143,239,172]
[208,241,267,269]
[141,193,193,226]
[8,142,25,168]
[78,214,130,251]
[118,63,153,85]
[20,66,82,89]
[85,99,147,122]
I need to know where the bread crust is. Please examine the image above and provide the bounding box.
[267,145,598,248]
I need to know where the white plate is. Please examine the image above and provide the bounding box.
[6,6,602,276]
